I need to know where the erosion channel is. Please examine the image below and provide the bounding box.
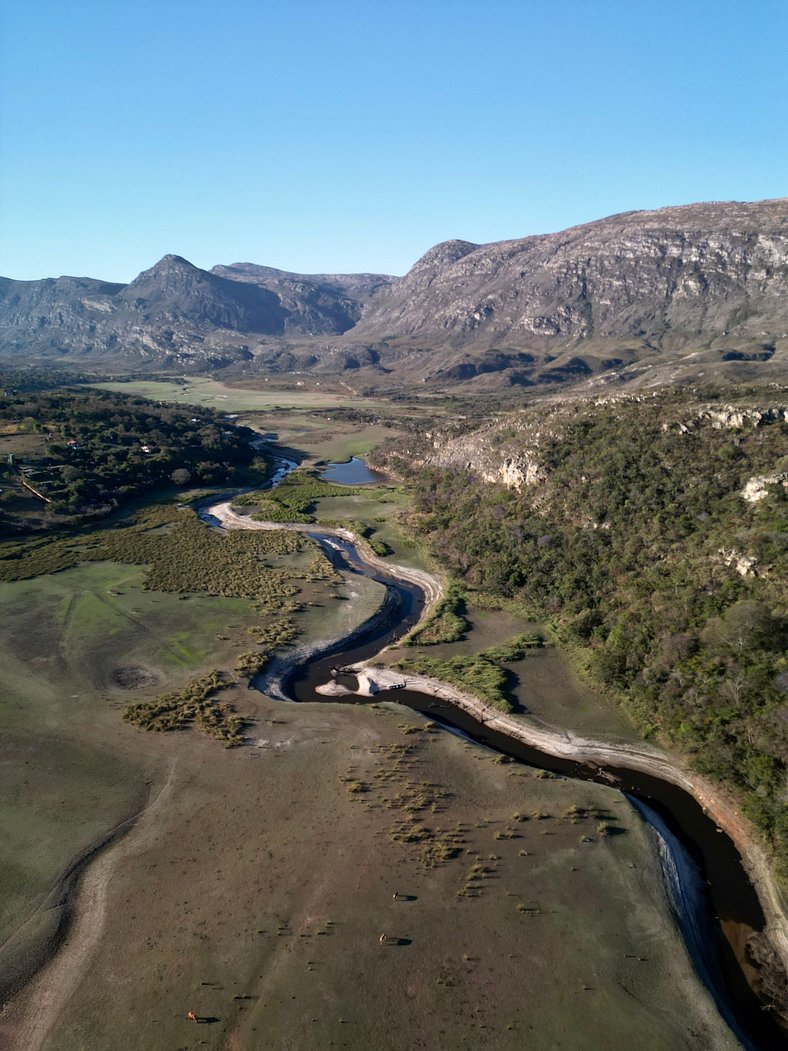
[202,459,787,1051]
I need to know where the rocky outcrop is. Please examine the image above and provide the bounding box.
[718,548,760,577]
[2,199,787,385]
[741,473,788,503]
[354,200,788,363]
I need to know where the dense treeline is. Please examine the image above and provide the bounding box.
[404,395,788,873]
[0,365,101,392]
[0,386,268,532]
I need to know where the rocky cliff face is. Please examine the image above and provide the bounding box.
[0,255,393,368]
[2,199,787,386]
[355,199,788,353]
[350,199,788,388]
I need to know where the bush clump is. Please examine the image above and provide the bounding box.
[123,671,246,746]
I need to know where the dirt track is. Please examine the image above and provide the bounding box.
[3,763,178,1051]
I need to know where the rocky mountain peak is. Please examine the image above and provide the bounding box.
[1,198,787,388]
[409,239,481,275]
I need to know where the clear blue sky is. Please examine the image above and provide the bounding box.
[1,0,786,281]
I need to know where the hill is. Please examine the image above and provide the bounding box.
[1,199,787,389]
[0,255,392,370]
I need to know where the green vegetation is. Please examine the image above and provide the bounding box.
[0,364,99,392]
[401,391,788,874]
[485,632,545,661]
[397,620,546,711]
[91,377,392,412]
[397,653,513,711]
[0,504,343,741]
[0,503,327,601]
[234,618,301,680]
[239,468,401,524]
[123,670,246,745]
[249,471,359,522]
[405,581,469,645]
[0,385,268,533]
[349,522,393,557]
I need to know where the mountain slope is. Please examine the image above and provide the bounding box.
[210,262,393,334]
[0,255,393,367]
[352,198,788,382]
[1,199,787,387]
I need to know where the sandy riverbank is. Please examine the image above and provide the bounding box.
[207,500,444,609]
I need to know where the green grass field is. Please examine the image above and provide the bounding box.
[91,378,391,412]
[242,411,397,465]
[382,601,640,741]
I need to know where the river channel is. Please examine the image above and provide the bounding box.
[203,458,786,1050]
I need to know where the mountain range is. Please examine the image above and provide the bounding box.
[2,198,787,390]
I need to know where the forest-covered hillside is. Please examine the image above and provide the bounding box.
[379,390,788,873]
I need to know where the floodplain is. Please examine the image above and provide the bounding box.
[0,381,749,1050]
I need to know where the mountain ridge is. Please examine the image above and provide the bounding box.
[2,197,787,388]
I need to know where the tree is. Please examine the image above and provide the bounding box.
[171,468,191,486]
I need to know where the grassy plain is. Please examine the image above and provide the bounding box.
[311,489,432,571]
[0,526,385,1008]
[244,410,396,465]
[9,701,737,1051]
[382,602,640,741]
[90,378,392,412]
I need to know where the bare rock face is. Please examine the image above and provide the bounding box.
[354,199,788,365]
[0,255,393,368]
[1,199,787,385]
[209,263,394,335]
[740,473,788,504]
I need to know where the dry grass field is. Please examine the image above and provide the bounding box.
[5,698,737,1051]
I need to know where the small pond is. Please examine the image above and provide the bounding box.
[320,456,387,485]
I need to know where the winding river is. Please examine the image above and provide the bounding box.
[201,460,788,1051]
